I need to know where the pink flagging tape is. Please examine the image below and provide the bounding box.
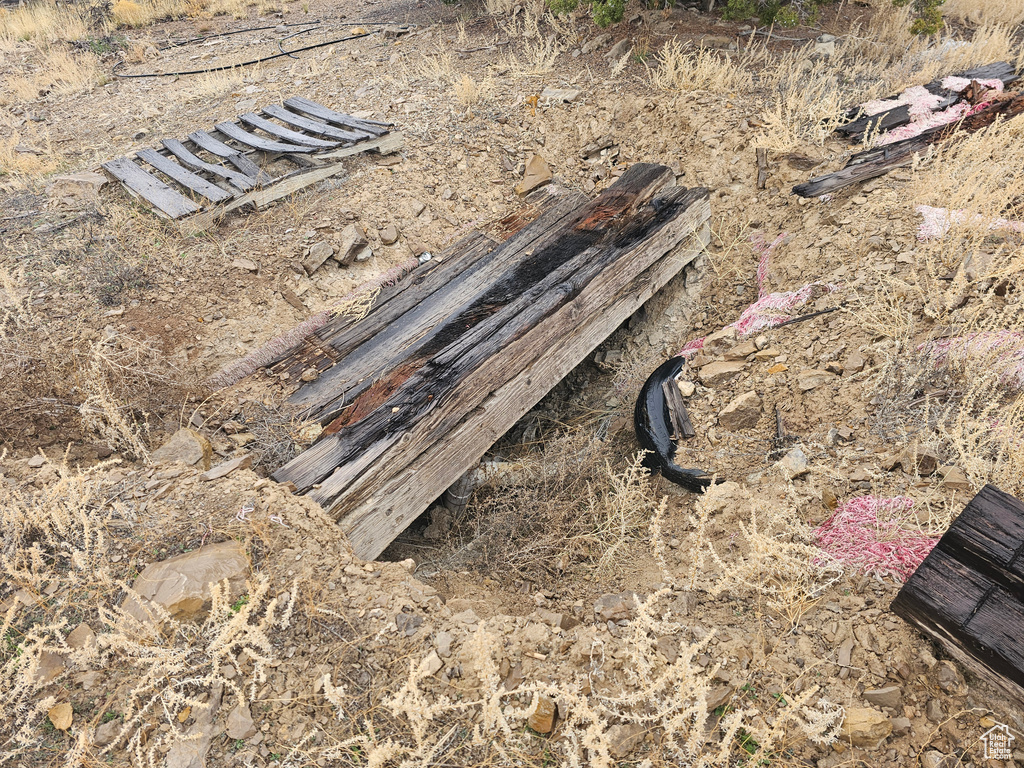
[813,496,937,582]
[677,232,838,357]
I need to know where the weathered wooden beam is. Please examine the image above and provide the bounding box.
[101,157,200,218]
[269,164,710,558]
[327,221,709,559]
[892,484,1024,709]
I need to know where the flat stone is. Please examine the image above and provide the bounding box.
[677,380,696,397]
[200,454,252,482]
[698,360,746,387]
[607,723,645,758]
[515,154,552,196]
[380,224,400,245]
[225,703,257,740]
[581,32,610,53]
[150,428,213,470]
[840,706,891,749]
[896,445,939,476]
[606,39,631,60]
[925,698,944,722]
[796,369,834,391]
[231,257,258,272]
[706,684,733,712]
[723,341,758,360]
[434,630,455,658]
[27,454,46,468]
[527,696,557,733]
[540,87,581,103]
[718,390,761,430]
[48,702,73,731]
[536,608,581,631]
[937,464,970,490]
[863,685,902,710]
[166,685,222,768]
[122,541,248,623]
[35,650,67,685]
[302,241,335,275]
[66,622,96,649]
[94,719,120,746]
[422,650,444,676]
[594,591,636,623]
[47,171,107,209]
[702,327,738,357]
[334,224,369,266]
[776,445,809,480]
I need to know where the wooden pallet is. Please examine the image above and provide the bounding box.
[100,97,401,233]
[266,164,711,559]
[891,484,1024,708]
[793,62,1019,198]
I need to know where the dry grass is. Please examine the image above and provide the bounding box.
[0,1,93,47]
[858,118,1024,496]
[648,39,752,94]
[0,132,57,179]
[433,428,662,579]
[945,0,1024,29]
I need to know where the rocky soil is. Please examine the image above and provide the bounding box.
[2,0,1024,765]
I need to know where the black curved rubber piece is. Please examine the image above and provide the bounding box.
[634,355,718,492]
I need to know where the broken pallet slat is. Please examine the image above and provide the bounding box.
[262,104,368,142]
[188,130,274,182]
[101,157,200,218]
[177,132,404,236]
[136,148,233,203]
[162,139,255,191]
[213,122,319,154]
[283,96,390,136]
[269,164,710,559]
[237,112,341,148]
[892,484,1024,708]
[187,129,242,158]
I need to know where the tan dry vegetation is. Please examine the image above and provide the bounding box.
[0,1,94,47]
[859,119,1024,497]
[945,0,1024,29]
[647,39,753,94]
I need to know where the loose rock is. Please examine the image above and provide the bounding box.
[150,428,213,470]
[122,540,249,623]
[718,390,761,430]
[527,696,557,733]
[839,706,891,749]
[515,154,553,196]
[797,369,834,391]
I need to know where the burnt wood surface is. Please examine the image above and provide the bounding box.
[796,63,1021,197]
[836,62,1018,140]
[269,164,711,558]
[892,484,1024,707]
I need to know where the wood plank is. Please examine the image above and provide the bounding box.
[237,112,340,148]
[213,122,319,154]
[188,129,241,158]
[262,104,369,142]
[271,167,708,520]
[136,148,233,203]
[162,139,255,191]
[175,133,404,235]
[267,230,501,377]
[319,220,709,559]
[283,96,390,136]
[662,379,696,440]
[892,483,1024,708]
[280,189,587,414]
[101,157,200,218]
[938,484,1024,590]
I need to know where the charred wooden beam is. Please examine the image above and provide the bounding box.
[269,164,711,558]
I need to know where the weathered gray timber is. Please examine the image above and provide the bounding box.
[269,164,711,559]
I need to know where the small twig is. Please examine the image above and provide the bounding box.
[455,40,510,53]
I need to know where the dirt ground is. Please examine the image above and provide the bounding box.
[3,0,1024,765]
